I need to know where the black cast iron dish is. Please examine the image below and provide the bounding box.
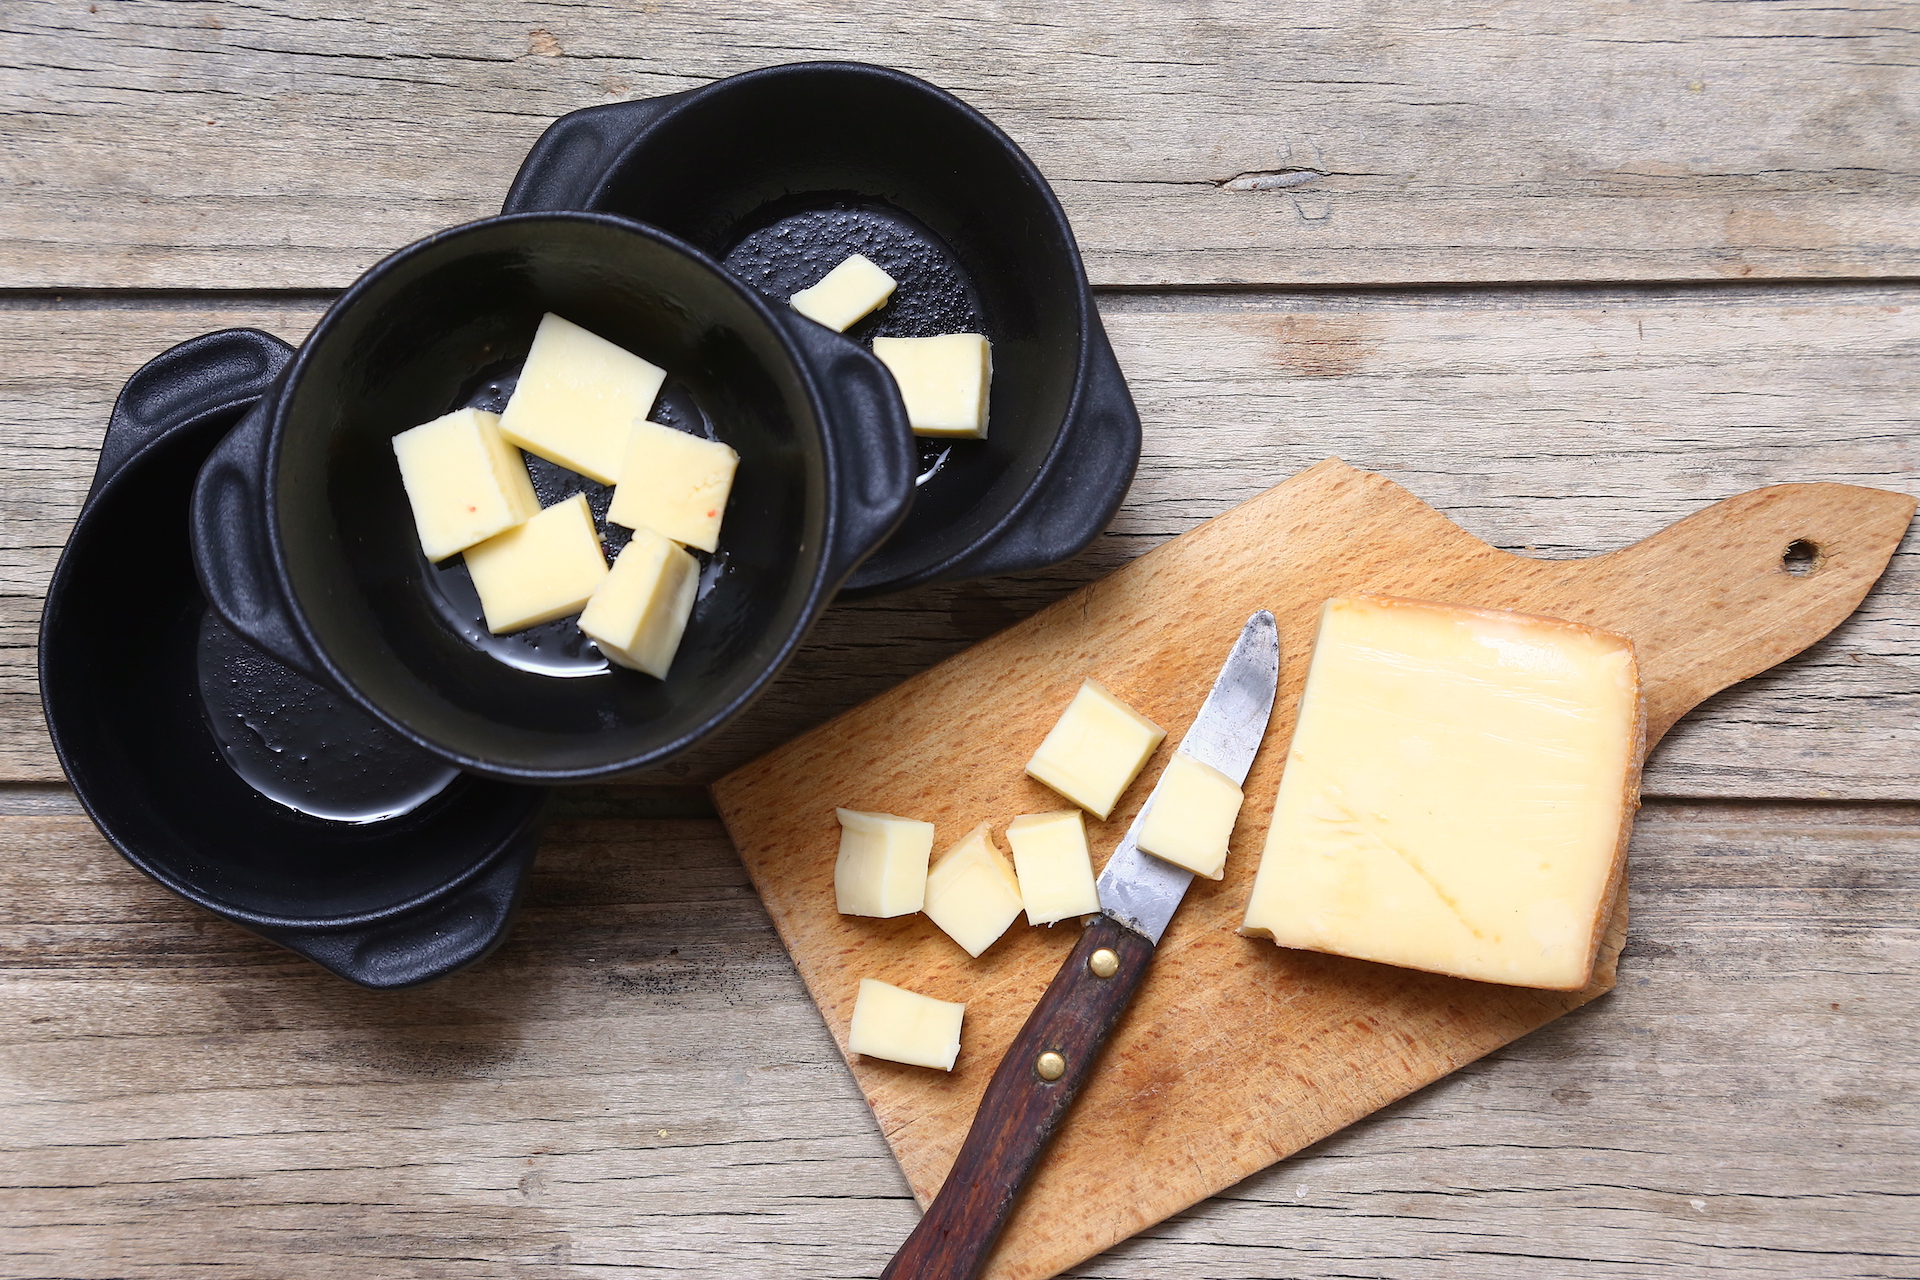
[504,60,1141,596]
[41,328,547,989]
[190,211,916,783]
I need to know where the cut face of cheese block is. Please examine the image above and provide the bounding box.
[834,808,935,918]
[1136,752,1244,881]
[790,254,897,332]
[847,978,964,1071]
[462,493,609,634]
[923,823,1024,958]
[606,420,739,553]
[871,333,992,438]
[578,528,699,679]
[1242,594,1643,991]
[1005,810,1099,926]
[1025,679,1167,820]
[391,408,540,562]
[497,313,667,484]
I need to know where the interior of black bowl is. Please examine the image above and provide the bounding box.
[587,65,1086,588]
[273,214,827,779]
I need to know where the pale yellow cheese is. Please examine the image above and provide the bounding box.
[606,421,739,553]
[1136,752,1244,881]
[578,528,699,679]
[1025,679,1167,820]
[391,408,540,562]
[1005,810,1099,926]
[833,808,935,918]
[871,333,992,438]
[847,978,963,1071]
[790,254,897,332]
[923,823,1024,958]
[1242,594,1643,991]
[462,494,609,634]
[497,313,667,484]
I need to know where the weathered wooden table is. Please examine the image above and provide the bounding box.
[3,5,1914,1277]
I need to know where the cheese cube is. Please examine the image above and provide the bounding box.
[923,823,1025,958]
[1025,679,1166,820]
[834,808,935,918]
[1005,811,1099,926]
[1136,752,1244,881]
[847,978,964,1071]
[462,493,608,634]
[391,408,541,562]
[606,421,739,553]
[871,333,992,439]
[790,254,897,332]
[578,528,699,679]
[1242,595,1642,991]
[498,313,667,484]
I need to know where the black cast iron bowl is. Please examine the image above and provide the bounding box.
[41,328,547,989]
[504,60,1141,597]
[190,212,915,783]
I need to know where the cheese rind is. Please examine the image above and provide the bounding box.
[578,528,699,679]
[1025,679,1167,820]
[790,254,897,332]
[847,978,964,1071]
[871,333,992,438]
[391,408,540,562]
[1136,752,1244,880]
[923,823,1025,958]
[833,809,935,918]
[606,420,739,553]
[497,313,667,484]
[1005,810,1099,926]
[1242,594,1643,991]
[462,494,609,634]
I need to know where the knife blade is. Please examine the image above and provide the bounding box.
[879,610,1281,1280]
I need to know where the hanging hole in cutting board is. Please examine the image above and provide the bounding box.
[1782,539,1823,577]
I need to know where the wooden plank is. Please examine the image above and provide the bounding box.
[3,0,1917,290]
[3,285,1913,794]
[1,802,1912,1277]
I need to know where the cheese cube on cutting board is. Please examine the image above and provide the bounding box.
[463,493,609,634]
[607,420,739,553]
[1025,679,1166,820]
[1137,752,1244,881]
[1242,594,1642,991]
[923,823,1024,958]
[578,528,699,679]
[391,408,540,562]
[834,808,935,918]
[847,978,964,1071]
[1005,810,1099,926]
[498,313,666,485]
[871,334,992,439]
[790,254,897,332]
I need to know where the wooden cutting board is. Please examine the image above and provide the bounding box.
[711,459,1913,1280]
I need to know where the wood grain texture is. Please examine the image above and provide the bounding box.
[3,0,1917,290]
[711,461,1910,1280]
[3,802,1908,1279]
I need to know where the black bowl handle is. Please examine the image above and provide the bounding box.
[502,92,692,214]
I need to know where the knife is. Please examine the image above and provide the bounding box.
[879,610,1281,1280]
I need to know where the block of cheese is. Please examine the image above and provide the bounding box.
[1025,679,1167,820]
[1005,810,1099,926]
[462,493,609,634]
[391,408,540,562]
[606,421,739,553]
[1242,595,1643,991]
[497,313,667,484]
[790,254,897,332]
[871,333,992,438]
[1136,752,1244,881]
[923,823,1025,958]
[578,528,699,679]
[834,808,935,918]
[847,978,964,1071]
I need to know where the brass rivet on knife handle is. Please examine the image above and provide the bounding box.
[1035,1051,1067,1081]
[1088,948,1120,979]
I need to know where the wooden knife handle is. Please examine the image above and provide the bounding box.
[880,914,1155,1280]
